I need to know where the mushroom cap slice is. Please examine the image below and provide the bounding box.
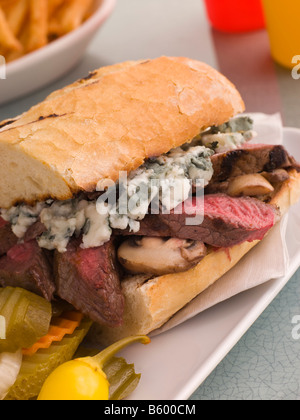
[118,237,207,276]
[227,174,274,197]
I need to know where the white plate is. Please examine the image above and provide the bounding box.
[118,127,300,401]
[0,0,116,106]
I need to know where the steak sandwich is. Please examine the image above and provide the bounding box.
[0,57,299,346]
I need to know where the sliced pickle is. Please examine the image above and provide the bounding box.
[0,287,52,353]
[74,348,141,401]
[5,318,92,400]
[104,357,141,401]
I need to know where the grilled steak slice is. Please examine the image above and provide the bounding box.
[0,218,18,256]
[118,194,279,248]
[0,240,55,300]
[210,144,299,183]
[54,238,124,327]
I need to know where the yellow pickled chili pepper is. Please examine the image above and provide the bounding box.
[38,335,150,400]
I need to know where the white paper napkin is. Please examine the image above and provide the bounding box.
[152,113,290,336]
[247,112,283,145]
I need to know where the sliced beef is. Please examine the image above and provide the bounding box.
[0,218,18,256]
[211,144,299,183]
[118,194,279,248]
[54,238,124,328]
[0,240,55,301]
[24,220,46,242]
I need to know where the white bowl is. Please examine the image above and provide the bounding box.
[0,0,116,106]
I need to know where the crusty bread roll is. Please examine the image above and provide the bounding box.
[90,170,300,346]
[0,57,244,208]
[1,56,298,349]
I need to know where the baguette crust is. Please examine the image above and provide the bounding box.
[0,57,244,208]
[90,170,300,346]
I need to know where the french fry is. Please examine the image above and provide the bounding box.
[5,47,25,63]
[48,0,66,18]
[27,0,48,52]
[0,0,16,10]
[0,6,22,51]
[0,0,95,63]
[5,0,28,37]
[6,13,29,62]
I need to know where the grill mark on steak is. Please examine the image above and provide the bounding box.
[216,149,244,181]
[0,241,55,301]
[264,146,293,172]
[211,144,298,183]
[54,238,124,327]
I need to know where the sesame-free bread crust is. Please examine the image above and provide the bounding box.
[0,57,244,208]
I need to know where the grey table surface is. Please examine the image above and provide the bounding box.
[0,0,299,401]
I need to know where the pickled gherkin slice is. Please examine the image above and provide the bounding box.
[5,318,92,400]
[74,348,142,401]
[0,287,52,353]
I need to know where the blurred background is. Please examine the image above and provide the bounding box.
[0,0,300,127]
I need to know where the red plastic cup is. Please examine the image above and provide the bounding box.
[204,0,265,33]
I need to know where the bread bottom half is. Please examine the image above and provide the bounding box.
[89,170,300,346]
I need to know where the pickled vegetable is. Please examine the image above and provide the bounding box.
[74,348,142,401]
[0,350,22,400]
[38,359,110,400]
[23,312,84,357]
[5,318,92,400]
[38,336,150,401]
[0,287,52,353]
[104,357,141,400]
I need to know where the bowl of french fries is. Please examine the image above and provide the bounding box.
[0,0,116,105]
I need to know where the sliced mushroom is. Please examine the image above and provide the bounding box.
[118,237,207,276]
[227,174,274,197]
